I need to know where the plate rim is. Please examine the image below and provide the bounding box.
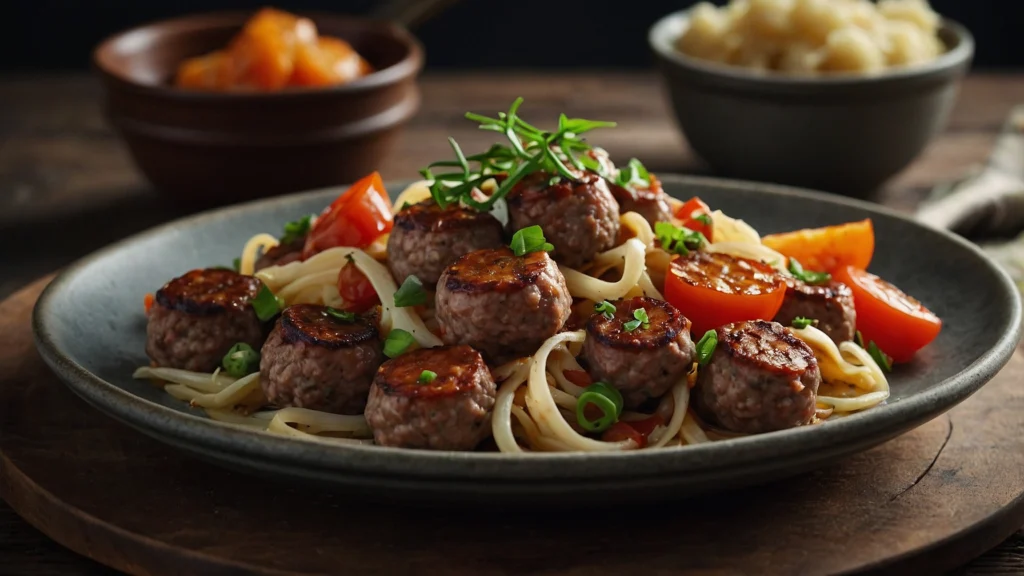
[31,173,1024,482]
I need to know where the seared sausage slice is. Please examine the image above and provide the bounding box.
[773,277,857,344]
[145,268,265,372]
[260,304,384,415]
[435,247,572,364]
[694,320,821,434]
[364,344,497,450]
[581,296,697,408]
[387,200,505,286]
[506,170,620,269]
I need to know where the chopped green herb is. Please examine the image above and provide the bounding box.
[623,319,642,332]
[325,307,356,322]
[624,307,650,332]
[867,341,893,372]
[419,98,617,211]
[694,214,713,226]
[654,221,708,256]
[510,225,554,257]
[251,285,282,322]
[394,275,427,308]
[792,317,814,329]
[575,382,624,433]
[221,343,260,378]
[232,257,241,272]
[788,258,831,285]
[400,201,413,211]
[417,370,438,384]
[280,215,313,244]
[383,329,415,358]
[615,158,652,188]
[548,176,562,186]
[855,330,866,349]
[696,329,718,366]
[594,300,616,319]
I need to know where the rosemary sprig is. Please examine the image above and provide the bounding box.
[419,97,618,211]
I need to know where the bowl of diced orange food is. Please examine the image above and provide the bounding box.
[94,8,423,207]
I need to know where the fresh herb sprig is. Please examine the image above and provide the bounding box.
[654,221,708,256]
[788,258,831,285]
[419,97,617,211]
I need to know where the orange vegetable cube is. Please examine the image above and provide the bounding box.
[290,37,373,87]
[174,50,232,90]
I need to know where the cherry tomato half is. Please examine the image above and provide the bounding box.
[833,265,941,363]
[674,196,713,241]
[664,251,786,336]
[303,172,393,259]
[336,262,380,313]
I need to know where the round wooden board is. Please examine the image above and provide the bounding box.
[3,277,1024,576]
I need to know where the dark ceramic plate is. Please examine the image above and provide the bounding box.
[32,175,1022,504]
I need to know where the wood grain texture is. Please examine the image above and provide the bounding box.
[2,274,1024,576]
[2,71,1024,574]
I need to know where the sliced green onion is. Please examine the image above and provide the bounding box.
[251,285,282,322]
[867,341,893,372]
[383,329,415,358]
[417,370,438,384]
[788,258,831,285]
[509,225,554,257]
[394,275,427,308]
[575,381,624,433]
[594,300,616,319]
[325,307,356,322]
[696,329,718,366]
[792,317,814,329]
[280,214,313,244]
[221,343,260,378]
[694,214,713,226]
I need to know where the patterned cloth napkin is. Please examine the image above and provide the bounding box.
[915,105,1024,288]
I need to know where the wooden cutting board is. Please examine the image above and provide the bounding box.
[2,276,1024,576]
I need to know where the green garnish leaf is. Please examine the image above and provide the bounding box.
[394,275,427,308]
[594,300,616,319]
[251,285,282,322]
[792,317,814,329]
[867,341,893,373]
[654,221,708,256]
[623,319,642,332]
[694,214,713,226]
[575,382,624,433]
[400,201,412,211]
[420,98,617,213]
[510,225,554,257]
[281,215,313,244]
[696,329,718,366]
[383,329,415,358]
[788,258,831,285]
[615,158,652,188]
[221,342,260,378]
[417,370,437,384]
[232,257,241,272]
[325,307,356,322]
[624,307,650,332]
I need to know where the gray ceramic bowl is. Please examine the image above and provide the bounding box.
[31,175,1021,505]
[648,9,974,198]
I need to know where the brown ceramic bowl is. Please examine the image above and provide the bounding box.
[94,11,423,208]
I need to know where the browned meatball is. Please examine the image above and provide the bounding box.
[259,304,384,414]
[773,278,857,344]
[694,320,821,434]
[435,247,572,364]
[581,296,697,408]
[505,170,620,269]
[364,345,496,450]
[145,268,265,373]
[386,200,505,286]
[606,174,673,225]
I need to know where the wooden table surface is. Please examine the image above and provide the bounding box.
[2,70,1023,575]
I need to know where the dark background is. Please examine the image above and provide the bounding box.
[4,0,1022,72]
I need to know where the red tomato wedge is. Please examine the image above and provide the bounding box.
[833,265,941,363]
[761,219,874,273]
[302,172,393,259]
[337,262,380,313]
[674,196,713,240]
[143,293,155,314]
[664,251,786,336]
[601,415,664,448]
